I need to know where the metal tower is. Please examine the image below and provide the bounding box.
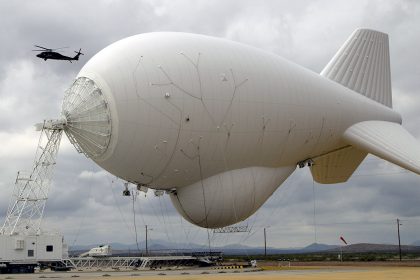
[1,120,65,235]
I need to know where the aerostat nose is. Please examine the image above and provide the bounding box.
[61,77,112,159]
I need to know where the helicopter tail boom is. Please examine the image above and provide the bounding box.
[73,49,84,60]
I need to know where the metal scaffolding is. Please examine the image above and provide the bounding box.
[1,120,65,235]
[62,256,200,269]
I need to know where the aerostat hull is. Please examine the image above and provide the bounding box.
[62,32,410,228]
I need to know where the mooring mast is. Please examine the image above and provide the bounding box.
[1,120,65,235]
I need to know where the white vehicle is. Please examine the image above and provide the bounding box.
[59,29,420,228]
[80,245,112,257]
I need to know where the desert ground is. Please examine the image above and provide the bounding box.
[2,265,420,280]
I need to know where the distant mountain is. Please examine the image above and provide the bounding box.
[327,243,420,253]
[69,240,420,256]
[411,240,420,246]
[69,241,338,256]
[299,243,339,252]
[70,239,207,253]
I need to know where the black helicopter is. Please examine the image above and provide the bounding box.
[33,45,84,62]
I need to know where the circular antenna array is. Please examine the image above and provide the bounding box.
[62,77,112,159]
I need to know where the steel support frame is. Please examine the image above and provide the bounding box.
[1,123,63,235]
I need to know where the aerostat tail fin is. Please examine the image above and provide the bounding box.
[321,29,392,108]
[311,121,420,183]
[343,121,420,175]
[310,146,367,184]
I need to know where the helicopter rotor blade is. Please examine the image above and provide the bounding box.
[33,45,68,52]
[34,45,51,50]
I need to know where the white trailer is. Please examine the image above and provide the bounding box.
[0,232,68,273]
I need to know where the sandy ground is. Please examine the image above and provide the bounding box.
[85,267,420,280]
[2,266,420,280]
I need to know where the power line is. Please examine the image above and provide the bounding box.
[108,177,135,239]
[312,179,317,243]
[71,168,95,248]
[131,189,140,254]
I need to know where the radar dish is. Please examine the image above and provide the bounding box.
[62,77,112,159]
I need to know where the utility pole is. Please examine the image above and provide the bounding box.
[145,225,148,256]
[264,227,267,257]
[397,218,402,261]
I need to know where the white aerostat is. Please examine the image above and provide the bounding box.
[61,29,420,228]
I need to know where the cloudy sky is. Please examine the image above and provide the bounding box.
[1,0,420,250]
